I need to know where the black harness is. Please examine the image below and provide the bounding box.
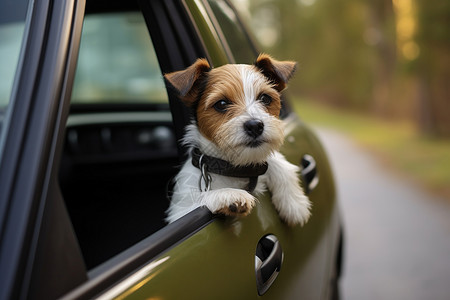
[191,147,268,193]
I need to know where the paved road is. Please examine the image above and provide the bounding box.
[314,127,450,300]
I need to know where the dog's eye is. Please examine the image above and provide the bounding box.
[213,99,230,112]
[259,94,272,106]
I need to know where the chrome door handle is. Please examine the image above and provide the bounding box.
[301,154,319,194]
[255,235,283,295]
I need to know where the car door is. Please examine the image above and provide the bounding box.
[0,0,340,299]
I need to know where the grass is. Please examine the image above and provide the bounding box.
[292,98,450,200]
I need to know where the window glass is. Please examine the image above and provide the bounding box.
[72,12,168,105]
[207,0,256,63]
[0,0,30,145]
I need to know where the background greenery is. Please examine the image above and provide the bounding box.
[231,0,450,198]
[293,99,450,199]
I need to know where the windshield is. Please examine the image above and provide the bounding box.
[71,12,168,106]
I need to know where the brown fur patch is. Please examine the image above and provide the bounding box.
[197,65,246,141]
[196,64,282,143]
[164,58,211,106]
[254,53,297,92]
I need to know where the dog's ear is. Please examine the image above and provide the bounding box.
[164,58,211,106]
[254,53,297,92]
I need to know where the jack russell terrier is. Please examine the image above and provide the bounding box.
[164,54,311,226]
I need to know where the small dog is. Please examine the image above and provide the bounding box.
[164,54,311,226]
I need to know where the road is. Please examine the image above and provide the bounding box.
[314,127,450,300]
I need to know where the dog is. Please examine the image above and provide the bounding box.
[164,54,311,226]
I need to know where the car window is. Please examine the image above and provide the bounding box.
[207,0,256,63]
[0,0,30,153]
[71,12,168,105]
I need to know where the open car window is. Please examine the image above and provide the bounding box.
[71,11,169,106]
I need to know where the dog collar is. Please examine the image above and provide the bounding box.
[191,147,268,193]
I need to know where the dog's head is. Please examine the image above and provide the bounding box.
[164,54,297,166]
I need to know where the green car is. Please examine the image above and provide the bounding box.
[0,0,342,299]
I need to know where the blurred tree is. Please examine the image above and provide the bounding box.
[247,0,377,109]
[414,0,450,137]
[365,0,397,117]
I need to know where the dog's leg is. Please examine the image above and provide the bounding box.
[166,161,257,222]
[266,151,311,226]
[201,188,257,217]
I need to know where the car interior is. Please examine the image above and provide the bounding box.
[59,4,179,269]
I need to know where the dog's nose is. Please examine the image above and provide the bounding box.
[244,119,264,138]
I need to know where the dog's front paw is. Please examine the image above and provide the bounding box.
[202,188,257,217]
[275,193,311,226]
[217,198,253,216]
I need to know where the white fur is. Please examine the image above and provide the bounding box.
[264,151,311,226]
[240,65,260,106]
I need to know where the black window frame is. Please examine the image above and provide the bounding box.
[0,0,87,299]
